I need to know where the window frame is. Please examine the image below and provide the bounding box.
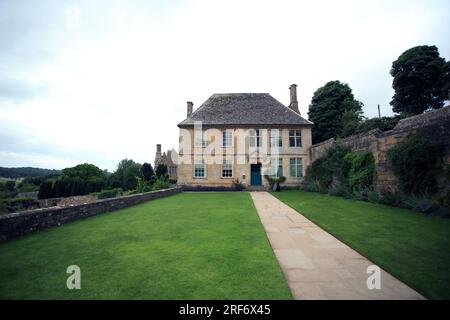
[221,160,233,178]
[269,129,282,148]
[289,157,303,177]
[269,158,283,177]
[194,130,207,148]
[289,129,302,147]
[249,129,262,147]
[194,160,206,178]
[222,130,233,148]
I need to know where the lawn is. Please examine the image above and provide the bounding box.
[272,190,450,300]
[0,192,291,299]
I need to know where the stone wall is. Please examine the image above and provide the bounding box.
[38,194,97,208]
[0,187,181,242]
[308,107,450,193]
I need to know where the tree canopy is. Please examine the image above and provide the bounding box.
[308,81,364,143]
[390,45,449,115]
[141,163,154,182]
[109,159,142,191]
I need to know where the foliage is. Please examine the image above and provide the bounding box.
[390,45,449,115]
[108,159,142,191]
[264,175,286,189]
[355,115,403,134]
[232,179,244,191]
[0,198,40,214]
[401,195,438,214]
[38,180,55,199]
[155,164,168,178]
[342,152,376,192]
[97,188,123,200]
[306,144,351,190]
[141,163,154,182]
[135,176,152,193]
[151,177,171,191]
[388,134,443,195]
[308,81,364,143]
[0,167,60,179]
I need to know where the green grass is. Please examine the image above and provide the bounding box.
[0,192,291,299]
[272,190,450,300]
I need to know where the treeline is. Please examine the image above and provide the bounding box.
[308,45,450,144]
[0,167,60,179]
[38,160,172,199]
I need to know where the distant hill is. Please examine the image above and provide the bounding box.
[0,167,61,179]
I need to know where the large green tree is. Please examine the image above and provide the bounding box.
[308,81,364,143]
[141,163,154,182]
[391,45,449,115]
[109,159,142,190]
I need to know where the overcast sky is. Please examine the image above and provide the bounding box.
[0,0,449,171]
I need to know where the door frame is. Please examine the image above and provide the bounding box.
[250,163,262,186]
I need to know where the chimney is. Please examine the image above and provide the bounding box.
[156,144,161,153]
[187,101,193,117]
[289,84,300,114]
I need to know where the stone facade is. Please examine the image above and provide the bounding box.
[178,127,312,188]
[0,187,181,242]
[309,107,450,193]
[154,144,177,180]
[177,86,313,189]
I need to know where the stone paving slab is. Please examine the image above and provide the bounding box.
[250,192,425,300]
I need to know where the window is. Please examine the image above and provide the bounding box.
[269,129,282,148]
[289,130,302,147]
[222,160,233,178]
[195,130,206,147]
[290,158,303,177]
[169,166,177,175]
[222,130,232,147]
[194,161,205,178]
[269,158,283,177]
[250,129,262,147]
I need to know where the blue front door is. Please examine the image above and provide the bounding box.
[250,164,262,186]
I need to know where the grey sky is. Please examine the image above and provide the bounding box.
[0,0,449,171]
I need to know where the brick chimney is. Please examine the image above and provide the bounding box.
[289,84,300,114]
[187,101,193,117]
[154,144,162,168]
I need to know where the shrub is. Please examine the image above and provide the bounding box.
[378,193,403,206]
[152,179,171,191]
[97,188,123,199]
[401,195,438,214]
[367,190,380,203]
[306,144,351,190]
[0,198,40,213]
[232,179,244,191]
[342,151,376,192]
[388,134,443,195]
[328,183,351,198]
[264,175,286,189]
[38,180,55,199]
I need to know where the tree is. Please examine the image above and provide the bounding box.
[38,180,55,199]
[109,159,142,190]
[391,45,449,115]
[141,163,154,182]
[355,116,403,134]
[308,81,364,143]
[155,164,168,178]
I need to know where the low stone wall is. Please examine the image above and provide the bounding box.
[0,187,181,242]
[39,195,97,208]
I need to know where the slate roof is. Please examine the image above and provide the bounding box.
[178,93,313,128]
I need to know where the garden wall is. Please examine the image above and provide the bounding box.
[0,187,181,242]
[309,107,450,193]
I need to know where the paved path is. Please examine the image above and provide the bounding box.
[250,192,425,300]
